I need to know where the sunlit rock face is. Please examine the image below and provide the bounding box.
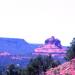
[32,36,68,61]
[0,51,11,56]
[45,58,75,75]
[0,51,31,60]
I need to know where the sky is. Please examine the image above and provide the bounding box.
[0,0,75,46]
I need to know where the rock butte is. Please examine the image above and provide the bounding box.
[32,36,68,57]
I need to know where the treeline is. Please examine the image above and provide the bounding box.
[0,54,60,75]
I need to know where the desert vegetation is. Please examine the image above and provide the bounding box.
[0,54,60,75]
[65,38,75,61]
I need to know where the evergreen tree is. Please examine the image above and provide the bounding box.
[25,54,60,75]
[65,38,75,61]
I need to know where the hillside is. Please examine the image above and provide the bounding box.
[46,58,75,75]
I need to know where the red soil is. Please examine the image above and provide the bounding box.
[46,59,75,75]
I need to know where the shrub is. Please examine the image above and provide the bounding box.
[65,38,75,61]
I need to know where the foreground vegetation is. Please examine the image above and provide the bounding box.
[0,54,60,75]
[65,38,75,61]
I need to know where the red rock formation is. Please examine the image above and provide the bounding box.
[32,36,67,57]
[45,58,75,75]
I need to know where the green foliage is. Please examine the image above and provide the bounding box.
[65,38,75,61]
[25,54,60,75]
[6,64,21,75]
[0,55,60,75]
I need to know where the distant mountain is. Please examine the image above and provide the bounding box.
[0,37,40,67]
[0,37,40,56]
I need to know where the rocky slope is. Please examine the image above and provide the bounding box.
[46,58,75,75]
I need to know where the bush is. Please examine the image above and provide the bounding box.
[65,38,75,61]
[25,54,60,75]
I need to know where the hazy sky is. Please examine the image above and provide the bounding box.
[0,0,75,46]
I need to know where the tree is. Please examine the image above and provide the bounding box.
[6,64,21,75]
[65,38,75,61]
[6,64,16,75]
[25,54,60,75]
